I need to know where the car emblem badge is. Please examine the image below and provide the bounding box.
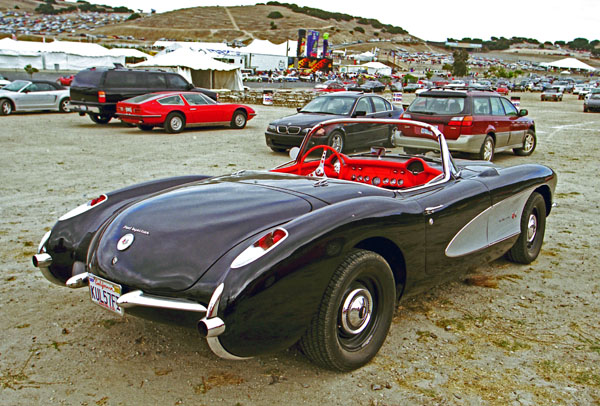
[117,233,134,251]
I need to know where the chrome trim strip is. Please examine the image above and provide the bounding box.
[206,283,224,318]
[201,283,251,360]
[66,272,89,288]
[206,336,250,360]
[117,290,208,313]
[115,113,162,118]
[445,186,537,257]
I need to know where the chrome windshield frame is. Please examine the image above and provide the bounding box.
[294,118,459,186]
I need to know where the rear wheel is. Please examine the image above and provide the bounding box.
[164,112,185,133]
[58,98,70,113]
[89,113,112,124]
[477,135,495,161]
[270,147,286,153]
[230,110,247,129]
[0,99,12,115]
[513,130,536,156]
[506,192,546,264]
[299,249,395,371]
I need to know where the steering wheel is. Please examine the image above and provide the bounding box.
[298,145,347,179]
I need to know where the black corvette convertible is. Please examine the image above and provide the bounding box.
[33,118,556,371]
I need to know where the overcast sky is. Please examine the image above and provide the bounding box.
[84,0,599,43]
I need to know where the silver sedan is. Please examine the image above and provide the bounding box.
[0,80,70,115]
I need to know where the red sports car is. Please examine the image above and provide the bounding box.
[116,91,256,133]
[495,85,509,95]
[56,75,74,86]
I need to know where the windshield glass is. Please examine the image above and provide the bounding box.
[301,96,355,115]
[408,96,465,115]
[125,93,160,104]
[2,80,29,92]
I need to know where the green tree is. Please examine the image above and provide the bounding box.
[452,49,468,77]
[267,11,283,19]
[24,64,38,77]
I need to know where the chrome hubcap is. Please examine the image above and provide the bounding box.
[2,102,9,114]
[527,213,538,243]
[235,114,245,126]
[171,117,183,131]
[340,288,372,335]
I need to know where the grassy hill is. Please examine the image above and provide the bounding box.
[89,4,416,45]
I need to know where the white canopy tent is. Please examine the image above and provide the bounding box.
[540,57,596,72]
[130,48,243,90]
[361,61,392,76]
[0,38,128,70]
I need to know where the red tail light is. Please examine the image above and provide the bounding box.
[98,91,106,103]
[448,116,473,127]
[133,108,141,114]
[90,194,107,206]
[255,229,287,250]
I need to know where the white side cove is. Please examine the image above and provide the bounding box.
[445,187,536,257]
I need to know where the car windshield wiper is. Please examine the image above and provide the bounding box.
[408,110,435,115]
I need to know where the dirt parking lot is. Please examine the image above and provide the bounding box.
[0,91,599,405]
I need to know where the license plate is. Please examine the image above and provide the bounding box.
[89,274,123,316]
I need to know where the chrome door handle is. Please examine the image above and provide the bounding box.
[424,205,443,215]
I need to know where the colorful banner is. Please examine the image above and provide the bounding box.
[322,32,329,58]
[296,57,333,73]
[306,30,320,58]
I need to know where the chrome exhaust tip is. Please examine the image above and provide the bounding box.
[197,317,225,338]
[32,253,52,268]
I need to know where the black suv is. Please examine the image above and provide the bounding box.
[69,67,217,124]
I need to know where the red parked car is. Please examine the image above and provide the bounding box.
[116,91,256,133]
[400,89,535,161]
[56,75,74,86]
[495,85,510,95]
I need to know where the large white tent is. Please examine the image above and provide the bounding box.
[540,57,596,71]
[0,38,145,70]
[130,48,243,90]
[151,39,297,71]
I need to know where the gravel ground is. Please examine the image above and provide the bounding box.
[0,92,599,405]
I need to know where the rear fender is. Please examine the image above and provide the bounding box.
[195,196,423,357]
[42,175,212,284]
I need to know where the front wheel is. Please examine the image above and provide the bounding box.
[230,110,247,129]
[58,98,70,113]
[89,113,112,124]
[0,99,12,115]
[328,130,345,153]
[513,130,536,156]
[506,192,546,264]
[164,112,185,133]
[299,249,396,371]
